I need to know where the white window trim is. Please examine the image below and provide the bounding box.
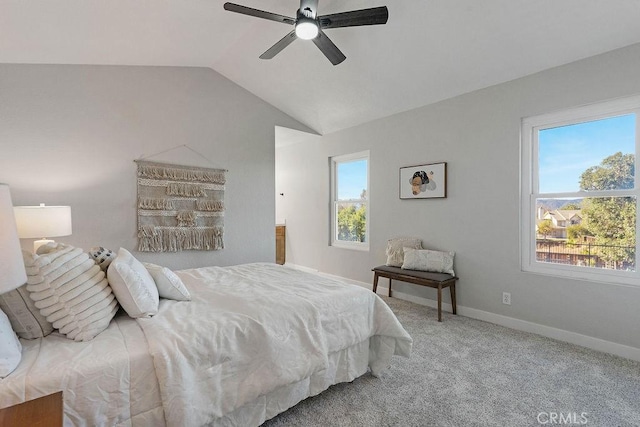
[330,150,370,251]
[520,95,640,287]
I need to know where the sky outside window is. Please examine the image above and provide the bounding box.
[538,114,635,193]
[337,159,367,200]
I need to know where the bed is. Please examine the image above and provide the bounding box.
[0,262,412,426]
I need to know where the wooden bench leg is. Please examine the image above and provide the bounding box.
[450,283,457,315]
[372,272,379,293]
[388,278,392,298]
[437,284,442,322]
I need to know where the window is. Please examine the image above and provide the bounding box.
[330,151,369,250]
[521,96,639,286]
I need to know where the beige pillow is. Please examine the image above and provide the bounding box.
[24,243,119,342]
[143,262,191,301]
[0,308,22,378]
[0,269,54,340]
[385,238,422,267]
[401,248,455,276]
[107,248,159,318]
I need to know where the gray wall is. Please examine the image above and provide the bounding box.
[0,64,310,270]
[276,43,640,351]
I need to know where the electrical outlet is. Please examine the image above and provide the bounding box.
[502,292,511,305]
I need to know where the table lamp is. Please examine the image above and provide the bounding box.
[0,184,27,293]
[13,204,72,253]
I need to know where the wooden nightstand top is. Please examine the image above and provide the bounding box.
[0,391,63,427]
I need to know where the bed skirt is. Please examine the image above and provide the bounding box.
[196,338,371,426]
[127,338,371,427]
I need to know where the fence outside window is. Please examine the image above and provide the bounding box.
[535,240,635,271]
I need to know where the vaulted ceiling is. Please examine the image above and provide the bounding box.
[2,1,640,135]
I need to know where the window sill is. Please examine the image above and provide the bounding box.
[522,262,639,288]
[331,241,369,252]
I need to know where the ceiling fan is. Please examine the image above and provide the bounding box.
[223,0,389,65]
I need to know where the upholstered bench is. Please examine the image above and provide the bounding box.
[372,265,458,322]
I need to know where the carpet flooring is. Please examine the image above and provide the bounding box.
[262,296,640,427]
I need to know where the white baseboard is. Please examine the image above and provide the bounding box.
[284,262,319,274]
[380,285,640,362]
[287,263,640,363]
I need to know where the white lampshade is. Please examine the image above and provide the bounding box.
[0,184,27,293]
[14,204,72,252]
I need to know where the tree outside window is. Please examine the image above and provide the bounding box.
[331,152,369,249]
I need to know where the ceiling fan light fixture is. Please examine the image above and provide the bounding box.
[295,18,318,40]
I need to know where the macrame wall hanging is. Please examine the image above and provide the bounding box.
[135,160,226,252]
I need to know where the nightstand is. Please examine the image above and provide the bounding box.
[0,391,63,427]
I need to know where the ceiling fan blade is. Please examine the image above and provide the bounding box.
[319,6,388,29]
[259,30,297,60]
[223,3,295,25]
[312,30,346,65]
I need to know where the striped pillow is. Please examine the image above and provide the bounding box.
[24,243,119,342]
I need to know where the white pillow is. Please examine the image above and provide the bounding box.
[401,248,455,276]
[24,244,119,342]
[107,248,159,318]
[143,263,191,301]
[385,238,422,267]
[0,308,22,378]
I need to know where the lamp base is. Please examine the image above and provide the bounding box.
[34,239,55,254]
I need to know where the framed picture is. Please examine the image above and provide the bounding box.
[399,162,447,199]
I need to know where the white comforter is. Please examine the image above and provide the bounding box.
[1,263,411,427]
[0,314,164,426]
[139,263,412,427]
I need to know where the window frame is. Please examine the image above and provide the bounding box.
[521,95,640,286]
[330,150,370,251]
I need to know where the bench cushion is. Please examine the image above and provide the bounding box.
[372,265,454,282]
